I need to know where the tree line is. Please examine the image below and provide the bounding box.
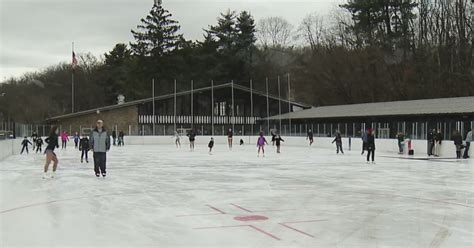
[0,0,472,123]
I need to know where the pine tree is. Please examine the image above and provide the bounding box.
[130,1,183,57]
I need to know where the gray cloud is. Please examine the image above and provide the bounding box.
[1,0,342,81]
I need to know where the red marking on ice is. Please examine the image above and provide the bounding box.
[175,204,226,217]
[278,219,328,238]
[194,224,280,240]
[234,215,269,221]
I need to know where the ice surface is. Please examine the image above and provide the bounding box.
[1,143,473,247]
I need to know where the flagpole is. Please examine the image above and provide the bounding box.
[152,78,155,136]
[278,75,281,133]
[71,42,75,113]
[211,80,214,136]
[288,73,291,136]
[266,77,269,135]
[174,79,177,133]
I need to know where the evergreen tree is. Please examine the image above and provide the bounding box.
[130,1,183,57]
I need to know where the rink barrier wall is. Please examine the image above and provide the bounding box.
[1,136,469,161]
[123,136,467,158]
[0,139,22,161]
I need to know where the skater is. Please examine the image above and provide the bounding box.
[397,132,405,154]
[427,129,435,156]
[240,138,244,145]
[271,130,277,146]
[306,129,314,146]
[434,129,443,157]
[366,128,376,164]
[208,137,214,154]
[332,131,344,154]
[275,134,284,153]
[44,126,59,179]
[227,128,233,149]
[35,137,44,153]
[20,136,32,154]
[463,128,472,159]
[60,131,69,149]
[256,132,268,157]
[361,129,368,155]
[453,130,463,159]
[90,119,110,177]
[187,130,196,151]
[79,136,90,163]
[174,131,181,148]
[118,130,125,146]
[31,131,38,150]
[73,132,80,149]
[112,129,117,146]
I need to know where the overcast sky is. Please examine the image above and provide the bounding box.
[0,0,343,81]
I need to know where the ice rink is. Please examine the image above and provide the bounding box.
[1,142,473,247]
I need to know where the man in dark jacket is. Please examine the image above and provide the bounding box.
[453,131,463,159]
[90,120,110,177]
[112,129,117,146]
[332,131,344,154]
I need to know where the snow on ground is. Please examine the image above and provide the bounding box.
[1,142,473,247]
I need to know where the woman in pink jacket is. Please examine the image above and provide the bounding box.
[60,131,69,149]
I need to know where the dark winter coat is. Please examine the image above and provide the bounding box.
[79,138,90,151]
[208,140,214,148]
[36,138,43,147]
[367,134,376,150]
[453,134,462,146]
[45,134,59,151]
[435,132,444,144]
[275,137,284,146]
[21,139,32,146]
[188,132,196,141]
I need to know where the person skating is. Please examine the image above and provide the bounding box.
[31,131,38,150]
[256,132,268,157]
[90,120,110,177]
[174,131,181,148]
[44,126,59,179]
[240,139,244,145]
[463,128,472,159]
[275,134,284,153]
[271,130,276,146]
[453,130,463,159]
[434,129,443,157]
[112,129,117,146]
[187,130,196,151]
[332,131,344,154]
[20,136,32,154]
[306,129,314,146]
[361,129,368,155]
[79,136,90,163]
[366,128,376,164]
[208,137,214,154]
[227,128,233,149]
[35,137,44,153]
[118,130,125,146]
[397,132,405,154]
[73,132,80,149]
[427,129,435,156]
[60,131,69,149]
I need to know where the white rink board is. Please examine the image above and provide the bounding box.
[1,143,473,247]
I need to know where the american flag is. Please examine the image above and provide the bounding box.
[72,51,78,69]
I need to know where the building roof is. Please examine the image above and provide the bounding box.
[47,82,311,121]
[267,96,474,120]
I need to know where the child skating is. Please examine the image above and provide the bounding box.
[257,132,268,157]
[73,132,80,149]
[208,137,214,154]
[20,137,32,154]
[79,136,90,163]
[332,131,344,154]
[307,129,314,146]
[60,131,69,149]
[275,134,284,153]
[35,137,44,153]
[174,131,181,148]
